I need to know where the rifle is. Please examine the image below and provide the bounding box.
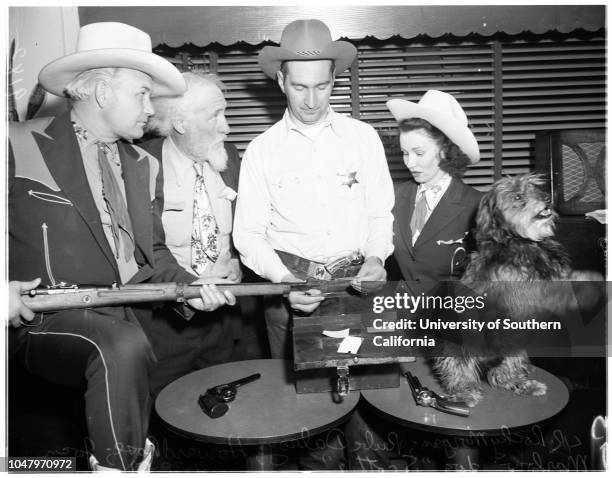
[20,279,368,313]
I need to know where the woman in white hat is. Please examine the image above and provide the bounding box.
[386,90,483,291]
[340,92,484,471]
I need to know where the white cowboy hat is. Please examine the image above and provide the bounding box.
[386,90,480,164]
[258,19,357,79]
[39,22,185,97]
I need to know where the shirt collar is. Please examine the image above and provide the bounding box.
[70,110,117,148]
[280,107,338,142]
[164,136,202,186]
[417,173,452,208]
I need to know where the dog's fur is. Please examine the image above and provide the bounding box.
[432,174,577,406]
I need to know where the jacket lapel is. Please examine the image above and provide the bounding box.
[414,178,466,249]
[396,181,418,256]
[34,111,119,274]
[119,141,153,267]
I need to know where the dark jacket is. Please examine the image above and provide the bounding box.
[8,111,195,288]
[390,178,482,294]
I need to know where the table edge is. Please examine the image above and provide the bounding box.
[155,403,358,446]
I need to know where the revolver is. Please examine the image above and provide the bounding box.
[405,371,470,417]
[198,373,261,418]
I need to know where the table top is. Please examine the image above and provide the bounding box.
[156,359,359,445]
[361,360,569,437]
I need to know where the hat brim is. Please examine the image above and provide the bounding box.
[38,49,186,98]
[258,41,357,79]
[386,98,480,164]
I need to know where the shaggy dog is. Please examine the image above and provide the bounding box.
[431,174,600,407]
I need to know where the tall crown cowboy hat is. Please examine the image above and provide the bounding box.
[386,90,480,164]
[258,19,357,79]
[39,22,185,97]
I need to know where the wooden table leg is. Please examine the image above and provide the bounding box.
[245,444,275,471]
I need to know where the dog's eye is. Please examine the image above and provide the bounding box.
[514,194,523,201]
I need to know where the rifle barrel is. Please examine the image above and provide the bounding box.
[19,279,359,313]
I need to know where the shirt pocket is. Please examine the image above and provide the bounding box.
[270,169,320,221]
[214,197,233,234]
[271,170,315,200]
[333,173,363,203]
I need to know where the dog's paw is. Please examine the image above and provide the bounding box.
[449,388,483,407]
[513,379,547,396]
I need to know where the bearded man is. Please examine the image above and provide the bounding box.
[140,72,243,395]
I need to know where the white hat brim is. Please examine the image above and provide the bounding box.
[386,98,480,164]
[258,41,357,79]
[39,49,186,97]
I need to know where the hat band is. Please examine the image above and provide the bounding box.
[295,50,322,56]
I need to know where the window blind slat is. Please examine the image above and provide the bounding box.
[160,36,604,189]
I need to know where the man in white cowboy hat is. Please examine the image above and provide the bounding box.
[233,19,394,360]
[7,22,235,471]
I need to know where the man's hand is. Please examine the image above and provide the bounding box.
[351,256,387,293]
[209,258,243,284]
[8,278,41,327]
[187,277,237,312]
[226,258,243,283]
[282,273,325,315]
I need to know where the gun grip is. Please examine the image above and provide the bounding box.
[198,394,229,418]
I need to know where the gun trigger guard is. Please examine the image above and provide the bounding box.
[176,283,186,303]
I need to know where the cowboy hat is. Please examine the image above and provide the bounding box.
[39,22,185,97]
[386,90,480,164]
[258,19,357,79]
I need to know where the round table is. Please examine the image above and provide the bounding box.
[361,360,569,469]
[156,359,359,470]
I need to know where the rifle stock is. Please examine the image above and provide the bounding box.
[21,279,358,313]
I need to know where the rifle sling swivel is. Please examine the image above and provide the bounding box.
[176,282,186,303]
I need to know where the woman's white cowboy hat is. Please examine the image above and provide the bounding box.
[386,90,480,164]
[258,19,357,79]
[39,22,185,97]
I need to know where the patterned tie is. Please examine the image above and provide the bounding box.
[191,163,220,275]
[97,142,135,261]
[410,189,428,238]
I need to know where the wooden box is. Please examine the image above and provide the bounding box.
[293,311,415,394]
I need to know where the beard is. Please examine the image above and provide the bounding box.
[183,137,228,172]
[206,142,228,172]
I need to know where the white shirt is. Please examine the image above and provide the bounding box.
[412,173,452,244]
[161,137,233,277]
[233,109,394,283]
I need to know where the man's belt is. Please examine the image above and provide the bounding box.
[275,250,364,281]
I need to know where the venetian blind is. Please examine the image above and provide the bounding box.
[499,38,606,178]
[158,33,605,191]
[355,40,496,188]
